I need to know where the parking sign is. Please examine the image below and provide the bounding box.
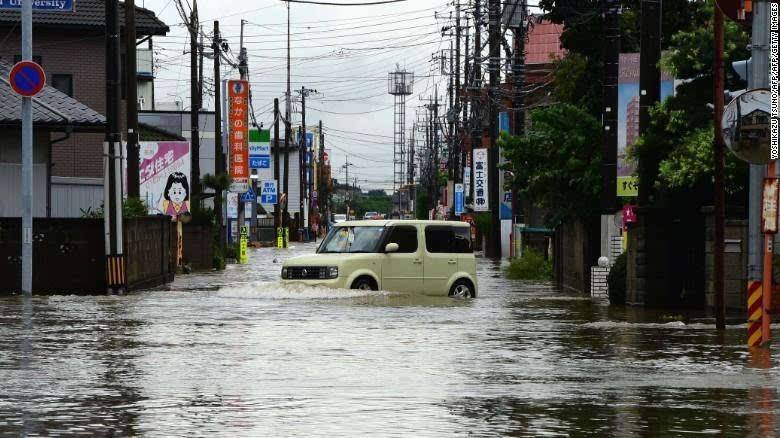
[260,180,278,204]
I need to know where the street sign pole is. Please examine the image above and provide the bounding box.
[21,0,32,294]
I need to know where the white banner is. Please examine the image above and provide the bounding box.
[771,0,779,159]
[463,167,471,198]
[473,148,489,211]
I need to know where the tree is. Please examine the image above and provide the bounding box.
[501,103,602,225]
[631,2,750,204]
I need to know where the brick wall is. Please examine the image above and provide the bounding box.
[0,28,129,178]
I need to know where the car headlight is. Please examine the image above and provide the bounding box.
[281,267,288,279]
[327,266,339,279]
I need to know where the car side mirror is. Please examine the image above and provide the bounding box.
[385,243,399,253]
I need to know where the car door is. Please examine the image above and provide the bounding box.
[381,225,424,293]
[453,225,476,279]
[423,225,456,295]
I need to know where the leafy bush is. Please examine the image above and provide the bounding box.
[473,212,493,236]
[506,249,552,281]
[123,197,148,218]
[607,253,627,305]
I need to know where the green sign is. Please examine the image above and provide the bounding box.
[617,176,638,197]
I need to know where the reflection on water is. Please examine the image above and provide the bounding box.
[1,243,779,435]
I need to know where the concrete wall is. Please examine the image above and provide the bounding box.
[0,129,50,217]
[50,177,103,217]
[554,218,599,294]
[703,211,747,313]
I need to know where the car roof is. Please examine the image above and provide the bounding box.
[334,220,470,227]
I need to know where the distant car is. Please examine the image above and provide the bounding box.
[333,214,348,224]
[363,211,380,220]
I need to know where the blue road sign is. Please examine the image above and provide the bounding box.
[0,0,74,11]
[260,180,278,204]
[241,187,256,203]
[9,61,45,97]
[454,184,465,216]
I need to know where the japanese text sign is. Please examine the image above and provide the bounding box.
[473,148,489,212]
[228,80,250,192]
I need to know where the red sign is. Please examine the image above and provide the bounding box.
[716,0,752,24]
[762,178,779,234]
[9,61,46,97]
[228,80,250,192]
[622,204,637,229]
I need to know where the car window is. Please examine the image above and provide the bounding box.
[452,227,472,253]
[425,226,454,253]
[319,226,384,253]
[386,226,418,253]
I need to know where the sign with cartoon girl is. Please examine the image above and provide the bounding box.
[136,141,192,218]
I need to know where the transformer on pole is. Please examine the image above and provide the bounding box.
[388,67,414,215]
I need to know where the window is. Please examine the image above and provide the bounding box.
[318,226,385,253]
[386,226,418,253]
[51,74,73,97]
[425,226,453,253]
[453,227,473,253]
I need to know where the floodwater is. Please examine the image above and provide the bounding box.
[1,243,779,436]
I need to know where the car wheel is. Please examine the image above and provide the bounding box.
[449,280,474,299]
[352,277,377,291]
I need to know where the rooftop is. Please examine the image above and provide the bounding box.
[0,0,169,36]
[0,61,105,131]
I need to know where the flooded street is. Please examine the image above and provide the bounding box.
[1,243,779,436]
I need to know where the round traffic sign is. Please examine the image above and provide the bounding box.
[9,61,46,97]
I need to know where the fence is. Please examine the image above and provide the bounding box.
[0,216,175,294]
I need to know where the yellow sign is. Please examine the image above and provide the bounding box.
[239,226,248,264]
[277,227,284,248]
[285,227,290,248]
[617,176,638,197]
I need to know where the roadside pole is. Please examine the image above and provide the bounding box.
[104,0,125,293]
[21,0,32,294]
[714,7,727,330]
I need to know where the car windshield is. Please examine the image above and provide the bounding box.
[334,214,346,220]
[318,226,385,253]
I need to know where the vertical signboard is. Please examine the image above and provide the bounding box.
[617,53,675,196]
[228,80,250,193]
[249,129,271,169]
[473,148,489,211]
[454,183,465,216]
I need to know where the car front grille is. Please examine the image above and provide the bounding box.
[287,266,327,280]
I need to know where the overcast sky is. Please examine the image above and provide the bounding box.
[143,0,458,190]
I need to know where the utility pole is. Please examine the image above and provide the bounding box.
[487,0,501,258]
[343,157,353,218]
[300,86,306,241]
[454,0,462,185]
[713,7,726,330]
[213,20,225,251]
[283,1,291,247]
[471,0,482,204]
[748,0,772,346]
[637,0,661,203]
[511,1,526,225]
[105,0,125,292]
[20,0,33,294]
[273,98,281,230]
[601,0,620,211]
[126,0,140,199]
[188,1,201,198]
[463,17,470,196]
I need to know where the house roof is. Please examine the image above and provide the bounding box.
[0,61,105,131]
[0,0,169,36]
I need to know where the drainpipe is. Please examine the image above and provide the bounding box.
[49,127,72,217]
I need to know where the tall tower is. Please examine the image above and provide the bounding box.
[388,67,414,214]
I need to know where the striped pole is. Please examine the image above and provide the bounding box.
[748,281,763,347]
